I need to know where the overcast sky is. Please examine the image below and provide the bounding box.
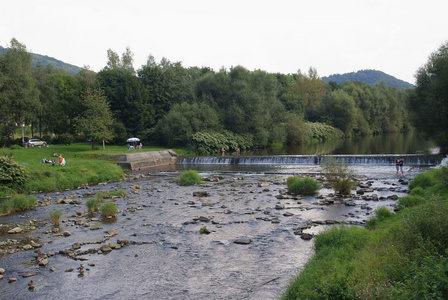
[1,0,448,84]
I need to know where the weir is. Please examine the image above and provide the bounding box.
[177,154,444,166]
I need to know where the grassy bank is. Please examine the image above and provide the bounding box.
[282,167,448,299]
[0,144,186,197]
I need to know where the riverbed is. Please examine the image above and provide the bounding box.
[0,165,424,299]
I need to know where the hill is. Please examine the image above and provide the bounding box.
[0,46,82,75]
[321,69,414,89]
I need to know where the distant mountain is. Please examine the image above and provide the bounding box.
[321,69,414,89]
[0,46,82,75]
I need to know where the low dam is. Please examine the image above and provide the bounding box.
[177,154,444,166]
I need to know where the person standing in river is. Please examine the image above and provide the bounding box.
[396,157,403,176]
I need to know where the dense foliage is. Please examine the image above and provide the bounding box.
[0,155,29,191]
[282,167,448,299]
[1,38,416,153]
[408,40,448,153]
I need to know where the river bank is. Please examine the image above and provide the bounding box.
[0,166,419,299]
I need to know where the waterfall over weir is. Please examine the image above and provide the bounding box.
[177,154,443,166]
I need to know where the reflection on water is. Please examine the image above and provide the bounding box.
[241,131,436,156]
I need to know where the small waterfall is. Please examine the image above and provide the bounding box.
[177,154,443,166]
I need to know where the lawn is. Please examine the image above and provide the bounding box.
[0,143,190,196]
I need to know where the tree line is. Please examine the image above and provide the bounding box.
[0,38,424,153]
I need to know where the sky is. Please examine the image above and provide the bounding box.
[1,0,448,84]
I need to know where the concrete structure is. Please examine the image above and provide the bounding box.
[117,150,178,170]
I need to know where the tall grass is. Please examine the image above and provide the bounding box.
[0,194,36,214]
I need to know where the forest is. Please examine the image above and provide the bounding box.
[0,38,414,154]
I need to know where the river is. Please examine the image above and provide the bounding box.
[0,131,441,299]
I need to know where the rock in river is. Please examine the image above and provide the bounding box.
[234,238,252,245]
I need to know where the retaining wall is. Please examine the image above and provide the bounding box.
[116,150,178,170]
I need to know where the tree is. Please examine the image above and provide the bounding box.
[0,38,40,144]
[293,67,326,120]
[75,87,114,149]
[408,41,448,153]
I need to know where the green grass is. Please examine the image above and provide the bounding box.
[282,167,448,299]
[49,210,62,226]
[287,177,319,195]
[100,202,118,218]
[0,194,36,215]
[178,170,202,186]
[0,144,186,196]
[86,198,99,213]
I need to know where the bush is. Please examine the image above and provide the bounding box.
[397,195,425,210]
[286,176,301,188]
[86,199,99,213]
[49,210,62,226]
[410,186,425,196]
[0,194,36,215]
[288,177,319,195]
[408,171,437,190]
[321,156,354,195]
[0,156,29,191]
[178,170,202,186]
[334,178,353,195]
[100,202,118,218]
[375,207,394,221]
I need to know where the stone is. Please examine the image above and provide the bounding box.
[0,268,5,274]
[283,212,294,217]
[63,231,71,237]
[387,194,399,200]
[106,229,118,237]
[8,277,16,283]
[8,227,23,234]
[234,238,252,245]
[193,191,210,197]
[300,233,313,240]
[38,258,49,266]
[100,245,112,253]
[275,204,285,210]
[22,272,36,278]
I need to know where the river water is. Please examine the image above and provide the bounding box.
[0,132,441,299]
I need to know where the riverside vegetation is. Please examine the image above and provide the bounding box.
[282,166,448,299]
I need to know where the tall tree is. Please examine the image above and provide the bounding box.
[0,38,40,144]
[408,41,448,152]
[75,87,114,149]
[293,67,326,120]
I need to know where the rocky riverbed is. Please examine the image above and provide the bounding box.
[0,166,420,299]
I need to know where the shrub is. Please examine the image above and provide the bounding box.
[321,156,354,195]
[334,178,353,195]
[100,202,118,218]
[0,156,29,191]
[397,195,424,210]
[86,198,99,213]
[286,176,301,188]
[49,210,62,226]
[288,177,319,195]
[410,186,424,196]
[408,171,436,190]
[178,170,202,186]
[375,207,394,221]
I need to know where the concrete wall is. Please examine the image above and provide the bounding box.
[117,150,178,170]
